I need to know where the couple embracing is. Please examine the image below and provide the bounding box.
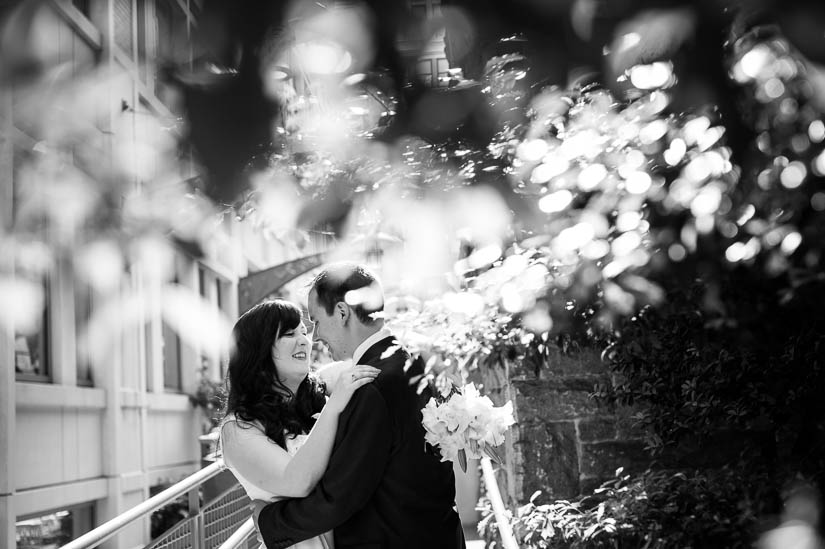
[220,262,466,549]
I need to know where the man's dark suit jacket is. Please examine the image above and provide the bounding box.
[258,335,466,549]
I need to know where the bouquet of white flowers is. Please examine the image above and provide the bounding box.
[421,382,516,472]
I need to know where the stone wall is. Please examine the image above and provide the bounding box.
[481,346,762,508]
[482,347,650,506]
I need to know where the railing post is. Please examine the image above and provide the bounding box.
[189,485,202,549]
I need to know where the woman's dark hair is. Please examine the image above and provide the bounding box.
[223,299,326,448]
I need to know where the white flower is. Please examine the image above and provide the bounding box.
[422,398,448,437]
[484,401,515,446]
[437,431,465,463]
[420,383,516,467]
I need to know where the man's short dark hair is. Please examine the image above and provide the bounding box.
[310,262,384,325]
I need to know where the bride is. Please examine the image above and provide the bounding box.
[219,299,379,549]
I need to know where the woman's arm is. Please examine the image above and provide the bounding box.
[222,405,340,498]
[257,385,393,547]
[222,364,380,498]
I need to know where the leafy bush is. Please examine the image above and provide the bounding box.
[477,270,825,548]
[189,364,226,433]
[150,491,192,539]
[481,467,769,549]
[601,273,825,478]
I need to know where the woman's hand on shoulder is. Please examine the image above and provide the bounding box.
[326,363,380,414]
[316,360,352,393]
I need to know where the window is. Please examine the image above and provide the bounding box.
[197,266,210,375]
[409,0,441,18]
[400,0,441,42]
[16,504,95,549]
[155,0,172,59]
[137,0,149,82]
[216,278,229,378]
[410,0,428,20]
[75,282,94,386]
[155,0,188,63]
[198,267,206,298]
[215,277,223,310]
[113,0,134,55]
[71,0,91,18]
[197,266,232,379]
[436,58,451,87]
[414,57,451,88]
[15,279,50,382]
[12,135,51,384]
[416,59,434,86]
[154,0,189,105]
[163,275,183,392]
[163,320,182,391]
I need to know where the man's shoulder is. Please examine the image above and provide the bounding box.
[360,336,409,367]
[340,381,392,424]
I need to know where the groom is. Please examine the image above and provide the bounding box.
[256,262,466,549]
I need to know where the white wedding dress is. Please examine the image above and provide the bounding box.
[220,416,334,549]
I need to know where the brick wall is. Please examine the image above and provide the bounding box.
[481,347,651,505]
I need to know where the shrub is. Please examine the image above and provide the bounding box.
[481,467,769,549]
[601,274,825,480]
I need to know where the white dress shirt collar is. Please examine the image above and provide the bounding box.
[352,328,392,365]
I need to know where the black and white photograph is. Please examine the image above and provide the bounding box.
[2,0,825,548]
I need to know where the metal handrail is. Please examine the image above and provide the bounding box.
[217,518,256,549]
[481,457,519,549]
[60,461,225,549]
[58,456,510,549]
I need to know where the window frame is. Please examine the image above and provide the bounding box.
[14,278,51,383]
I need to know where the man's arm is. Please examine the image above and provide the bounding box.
[257,384,392,549]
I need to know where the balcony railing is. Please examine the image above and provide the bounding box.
[60,458,516,549]
[59,460,257,549]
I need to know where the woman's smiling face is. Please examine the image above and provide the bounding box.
[271,320,311,385]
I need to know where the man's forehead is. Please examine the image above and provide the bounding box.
[305,290,319,317]
[302,309,314,325]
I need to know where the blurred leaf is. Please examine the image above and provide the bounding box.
[160,284,233,358]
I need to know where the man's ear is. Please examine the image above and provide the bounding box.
[335,301,350,323]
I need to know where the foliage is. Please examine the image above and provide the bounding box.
[481,467,769,549]
[385,255,559,386]
[596,281,772,455]
[385,288,501,364]
[599,271,825,477]
[4,2,824,379]
[150,492,192,540]
[0,59,234,370]
[472,26,825,548]
[189,365,226,433]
